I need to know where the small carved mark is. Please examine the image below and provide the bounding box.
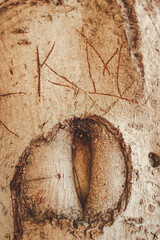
[41,42,55,68]
[0,201,8,215]
[45,63,76,89]
[88,91,137,103]
[17,39,31,45]
[57,173,61,179]
[55,0,64,6]
[76,29,110,75]
[148,152,160,168]
[85,40,96,92]
[10,68,13,75]
[36,43,55,100]
[48,80,74,89]
[0,92,26,98]
[12,28,28,34]
[0,120,19,138]
[30,1,38,6]
[103,48,118,76]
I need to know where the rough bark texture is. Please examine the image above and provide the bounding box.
[0,0,159,240]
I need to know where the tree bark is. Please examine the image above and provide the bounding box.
[0,0,159,239]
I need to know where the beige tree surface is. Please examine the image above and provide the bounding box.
[0,0,160,240]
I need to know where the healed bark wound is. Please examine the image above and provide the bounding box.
[10,116,132,239]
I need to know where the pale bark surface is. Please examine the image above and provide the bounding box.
[0,0,159,240]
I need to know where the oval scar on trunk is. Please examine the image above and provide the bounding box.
[10,115,132,239]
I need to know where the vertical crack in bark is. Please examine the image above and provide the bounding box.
[72,124,92,210]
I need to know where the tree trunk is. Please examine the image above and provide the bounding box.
[0,0,159,240]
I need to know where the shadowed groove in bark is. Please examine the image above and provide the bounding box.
[72,122,93,209]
